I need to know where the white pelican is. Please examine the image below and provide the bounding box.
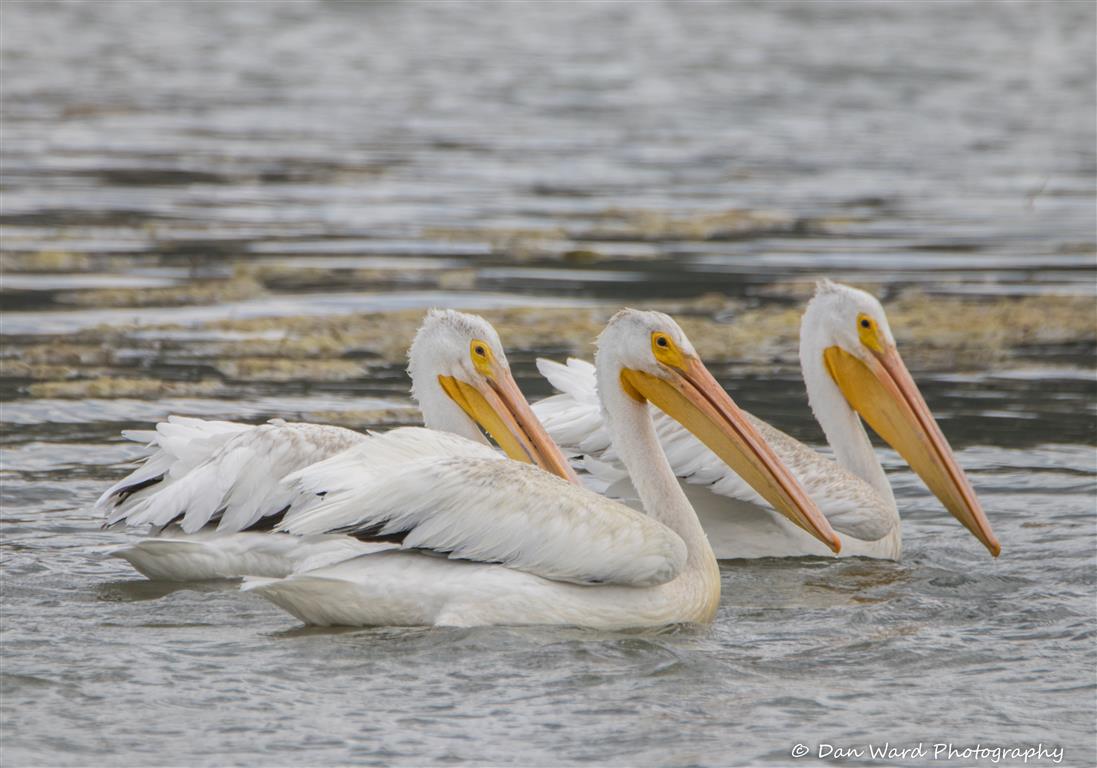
[533,281,1000,560]
[96,310,577,580]
[244,309,839,628]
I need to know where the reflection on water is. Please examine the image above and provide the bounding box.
[1,1,1095,766]
[95,579,240,604]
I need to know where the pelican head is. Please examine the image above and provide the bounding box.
[409,310,579,484]
[803,280,1000,556]
[597,309,841,553]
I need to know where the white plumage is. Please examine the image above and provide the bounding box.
[98,416,252,526]
[96,416,377,579]
[246,309,831,628]
[279,428,686,587]
[96,310,577,581]
[102,417,364,532]
[533,281,999,561]
[112,527,394,581]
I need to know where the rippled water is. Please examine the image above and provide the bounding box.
[2,1,1095,766]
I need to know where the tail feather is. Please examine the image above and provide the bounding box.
[96,418,251,519]
[97,419,364,533]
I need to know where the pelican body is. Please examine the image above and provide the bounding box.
[533,281,1000,560]
[246,310,839,629]
[96,310,576,580]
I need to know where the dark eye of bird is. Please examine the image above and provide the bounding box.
[475,346,485,356]
[656,336,668,347]
[860,319,871,329]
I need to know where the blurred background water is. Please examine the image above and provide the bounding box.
[1,1,1095,766]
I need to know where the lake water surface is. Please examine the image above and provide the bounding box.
[1,2,1095,766]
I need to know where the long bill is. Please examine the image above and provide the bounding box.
[620,357,842,554]
[438,369,581,485]
[823,344,1000,556]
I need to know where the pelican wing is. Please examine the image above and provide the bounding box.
[97,415,250,522]
[98,417,366,533]
[534,358,614,455]
[534,358,892,541]
[283,426,500,500]
[279,428,687,587]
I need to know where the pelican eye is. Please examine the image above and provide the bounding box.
[651,331,684,366]
[470,339,494,374]
[856,313,884,353]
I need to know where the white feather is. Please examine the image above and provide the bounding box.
[282,427,500,504]
[97,415,252,524]
[97,310,585,584]
[100,419,366,532]
[247,309,725,629]
[279,428,687,587]
[112,526,395,581]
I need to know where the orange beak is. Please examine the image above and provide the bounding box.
[621,357,842,554]
[438,366,580,485]
[824,344,1000,556]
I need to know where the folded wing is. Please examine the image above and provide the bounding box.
[280,427,687,587]
[97,416,366,533]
